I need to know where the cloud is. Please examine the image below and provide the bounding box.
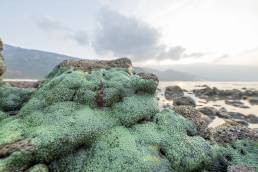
[213,54,229,63]
[36,17,88,46]
[92,9,160,60]
[92,8,204,61]
[36,10,205,61]
[157,46,186,60]
[184,52,207,58]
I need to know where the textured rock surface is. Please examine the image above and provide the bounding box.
[47,58,133,78]
[0,58,257,172]
[208,121,258,145]
[173,105,209,138]
[49,109,214,172]
[0,38,6,80]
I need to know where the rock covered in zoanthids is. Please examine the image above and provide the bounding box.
[0,38,6,79]
[49,109,214,172]
[0,58,161,171]
[173,105,209,138]
[1,57,258,171]
[208,139,258,171]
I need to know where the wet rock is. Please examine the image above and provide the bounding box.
[193,86,258,100]
[173,96,196,107]
[227,112,246,120]
[193,86,220,98]
[248,97,258,105]
[198,106,218,119]
[225,100,244,107]
[165,85,184,100]
[245,114,258,123]
[217,108,231,119]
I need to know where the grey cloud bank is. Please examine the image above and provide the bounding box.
[36,8,207,62]
[92,9,206,61]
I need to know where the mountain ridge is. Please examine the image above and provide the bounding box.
[3,44,258,81]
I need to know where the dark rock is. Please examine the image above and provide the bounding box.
[245,114,258,123]
[195,84,209,88]
[225,100,244,107]
[193,86,258,101]
[198,107,218,119]
[173,96,196,107]
[227,112,246,120]
[248,97,258,105]
[217,108,231,119]
[165,85,184,100]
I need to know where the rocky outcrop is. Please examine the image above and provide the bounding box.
[0,38,6,80]
[48,57,133,78]
[165,85,184,100]
[193,86,258,101]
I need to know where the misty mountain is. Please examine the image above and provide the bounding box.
[2,44,258,81]
[2,44,200,80]
[134,67,200,81]
[3,44,79,79]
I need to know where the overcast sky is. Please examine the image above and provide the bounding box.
[1,0,258,67]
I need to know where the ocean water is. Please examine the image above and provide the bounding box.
[158,81,258,128]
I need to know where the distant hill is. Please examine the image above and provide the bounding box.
[3,44,200,80]
[3,44,78,79]
[3,44,257,81]
[134,67,200,81]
